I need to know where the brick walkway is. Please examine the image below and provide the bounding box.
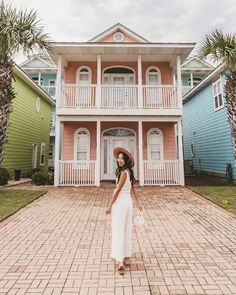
[0,186,235,295]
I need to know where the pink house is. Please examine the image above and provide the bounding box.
[52,23,195,186]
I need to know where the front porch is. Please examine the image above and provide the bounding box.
[54,118,184,187]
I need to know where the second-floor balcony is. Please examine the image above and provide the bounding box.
[58,84,181,115]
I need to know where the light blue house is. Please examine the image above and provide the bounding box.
[182,64,236,182]
[20,53,57,169]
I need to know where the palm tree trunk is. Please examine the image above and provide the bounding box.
[225,72,236,160]
[0,55,15,166]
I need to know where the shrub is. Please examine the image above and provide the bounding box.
[0,167,10,185]
[31,171,54,185]
[30,168,42,178]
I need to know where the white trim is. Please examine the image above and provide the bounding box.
[32,143,38,169]
[138,121,144,185]
[88,23,149,43]
[147,128,164,161]
[76,66,92,84]
[146,66,161,85]
[74,128,90,161]
[95,121,101,186]
[181,57,214,69]
[40,143,46,166]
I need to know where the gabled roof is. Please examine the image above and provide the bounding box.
[20,53,57,70]
[14,64,55,106]
[183,63,225,103]
[181,57,214,70]
[88,22,149,43]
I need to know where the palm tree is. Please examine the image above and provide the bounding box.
[198,29,236,160]
[0,1,51,166]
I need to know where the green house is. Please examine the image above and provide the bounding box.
[1,65,55,178]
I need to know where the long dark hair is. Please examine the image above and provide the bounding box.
[115,152,136,185]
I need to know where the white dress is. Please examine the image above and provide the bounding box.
[111,169,133,262]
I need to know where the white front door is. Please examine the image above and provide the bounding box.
[101,135,136,180]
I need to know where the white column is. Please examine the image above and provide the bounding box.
[54,118,61,186]
[137,55,143,108]
[96,54,101,108]
[176,56,182,109]
[56,55,62,107]
[138,121,144,186]
[95,121,101,186]
[190,72,194,88]
[177,118,185,186]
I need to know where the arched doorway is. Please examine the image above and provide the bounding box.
[101,128,136,180]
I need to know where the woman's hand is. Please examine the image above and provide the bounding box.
[106,206,112,214]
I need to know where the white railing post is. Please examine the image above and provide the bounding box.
[96,54,101,108]
[138,55,143,108]
[95,121,101,186]
[176,55,182,109]
[177,118,185,186]
[54,118,61,186]
[138,121,144,186]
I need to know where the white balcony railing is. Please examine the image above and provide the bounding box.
[142,86,178,108]
[101,85,138,108]
[42,86,56,97]
[143,160,181,185]
[61,85,96,108]
[182,86,191,96]
[59,160,96,186]
[59,84,181,109]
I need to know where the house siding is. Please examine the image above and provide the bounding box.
[183,72,236,180]
[2,74,52,177]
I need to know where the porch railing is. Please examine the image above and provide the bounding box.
[59,160,96,186]
[182,86,191,96]
[59,84,181,109]
[61,85,96,108]
[101,85,138,108]
[42,86,56,97]
[143,160,181,185]
[142,86,178,108]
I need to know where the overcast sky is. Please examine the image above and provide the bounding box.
[8,0,236,44]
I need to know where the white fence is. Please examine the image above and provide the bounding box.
[101,85,138,108]
[61,85,96,108]
[60,84,181,109]
[142,86,178,108]
[59,161,96,186]
[143,160,181,185]
[42,86,56,97]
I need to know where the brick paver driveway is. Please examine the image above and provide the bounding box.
[0,186,235,295]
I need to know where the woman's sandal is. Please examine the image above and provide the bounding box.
[123,257,130,266]
[117,263,125,275]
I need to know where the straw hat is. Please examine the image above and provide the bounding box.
[113,147,135,167]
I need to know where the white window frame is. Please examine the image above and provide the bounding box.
[74,128,90,162]
[190,141,195,157]
[50,111,55,129]
[146,66,161,85]
[49,80,56,86]
[49,143,55,160]
[213,77,224,111]
[40,143,46,166]
[188,77,202,87]
[76,66,92,85]
[147,128,164,162]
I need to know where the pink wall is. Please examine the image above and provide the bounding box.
[61,121,177,178]
[64,61,172,84]
[100,31,137,43]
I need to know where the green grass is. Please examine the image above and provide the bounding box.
[0,189,46,221]
[188,186,236,214]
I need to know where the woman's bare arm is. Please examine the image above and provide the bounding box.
[131,185,142,211]
[105,171,127,214]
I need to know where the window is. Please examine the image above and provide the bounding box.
[146,67,161,85]
[32,76,43,86]
[75,128,90,161]
[36,97,40,112]
[40,143,45,166]
[213,78,223,110]
[113,32,124,42]
[76,67,91,84]
[49,144,54,160]
[50,112,55,129]
[188,77,202,87]
[147,128,163,161]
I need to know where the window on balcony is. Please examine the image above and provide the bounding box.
[76,67,91,84]
[147,128,163,161]
[74,128,90,161]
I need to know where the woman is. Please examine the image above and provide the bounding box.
[105,147,142,275]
